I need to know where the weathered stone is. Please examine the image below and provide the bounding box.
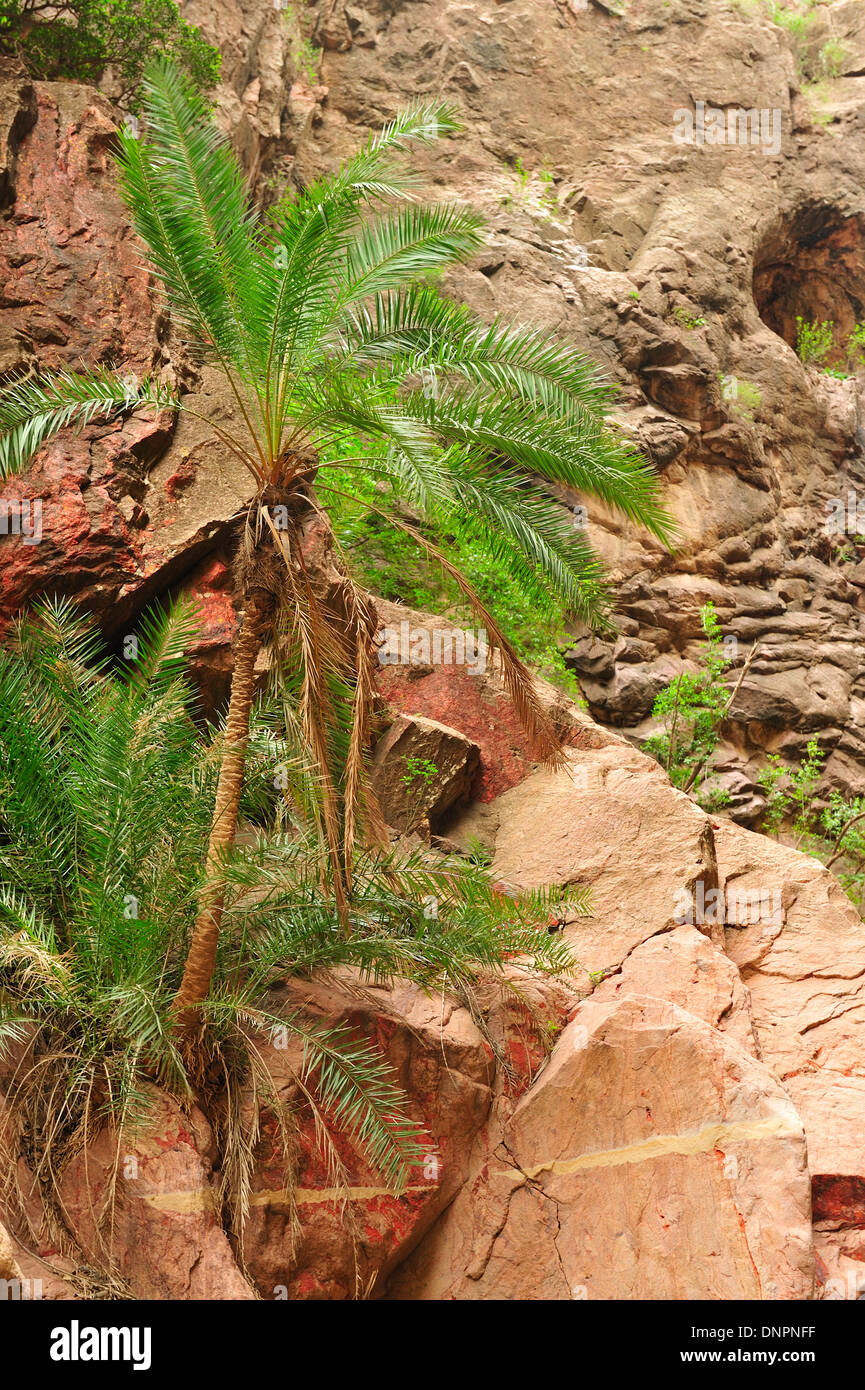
[240,970,496,1300]
[370,712,480,833]
[57,1088,256,1300]
[716,818,865,1228]
[593,924,759,1057]
[488,739,718,982]
[390,995,814,1301]
[374,600,585,804]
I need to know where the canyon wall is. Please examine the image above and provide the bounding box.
[2,0,865,1300]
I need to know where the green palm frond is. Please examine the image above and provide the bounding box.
[296,1018,426,1192]
[386,383,673,542]
[128,61,264,386]
[205,1001,428,1194]
[338,285,612,411]
[340,204,485,306]
[401,448,612,627]
[1,606,582,1280]
[0,367,176,480]
[321,100,462,201]
[125,594,204,698]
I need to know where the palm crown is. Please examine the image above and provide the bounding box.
[0,59,672,1023]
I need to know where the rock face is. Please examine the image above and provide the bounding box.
[390,995,813,1301]
[0,78,173,633]
[373,645,865,1299]
[4,0,865,1304]
[240,971,497,1300]
[0,972,503,1302]
[12,1,865,812]
[0,1219,20,1283]
[716,820,865,1237]
[5,628,855,1301]
[279,0,865,814]
[53,1089,255,1301]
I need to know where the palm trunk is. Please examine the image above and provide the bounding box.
[173,588,274,1032]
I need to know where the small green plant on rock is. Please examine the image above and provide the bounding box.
[757,742,865,914]
[670,304,707,331]
[847,322,865,371]
[817,37,846,81]
[763,1,816,40]
[645,602,734,796]
[695,783,732,814]
[503,157,559,220]
[757,738,824,847]
[756,753,789,836]
[720,374,762,423]
[400,755,440,834]
[795,316,835,366]
[821,792,865,910]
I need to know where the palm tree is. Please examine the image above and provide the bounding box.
[0,58,672,1032]
[0,596,584,1275]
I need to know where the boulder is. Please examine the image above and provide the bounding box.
[390,995,814,1300]
[240,972,495,1299]
[715,818,865,1229]
[374,599,587,804]
[418,702,865,1297]
[488,740,718,982]
[57,1088,255,1300]
[592,924,759,1057]
[370,712,480,834]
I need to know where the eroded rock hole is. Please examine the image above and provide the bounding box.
[753,203,865,362]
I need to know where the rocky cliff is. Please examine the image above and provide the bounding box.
[2,0,865,1301]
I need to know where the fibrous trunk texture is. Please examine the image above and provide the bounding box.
[173,587,274,1029]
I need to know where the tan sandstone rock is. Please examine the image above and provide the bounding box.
[715,818,865,1230]
[390,995,814,1300]
[57,1088,255,1300]
[489,740,718,982]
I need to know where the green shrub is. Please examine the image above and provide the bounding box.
[720,374,762,422]
[0,0,221,107]
[817,37,846,80]
[670,304,707,330]
[756,741,865,914]
[644,601,732,796]
[795,316,835,365]
[847,322,865,370]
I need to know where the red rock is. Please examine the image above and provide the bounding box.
[240,970,495,1300]
[57,1087,255,1300]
